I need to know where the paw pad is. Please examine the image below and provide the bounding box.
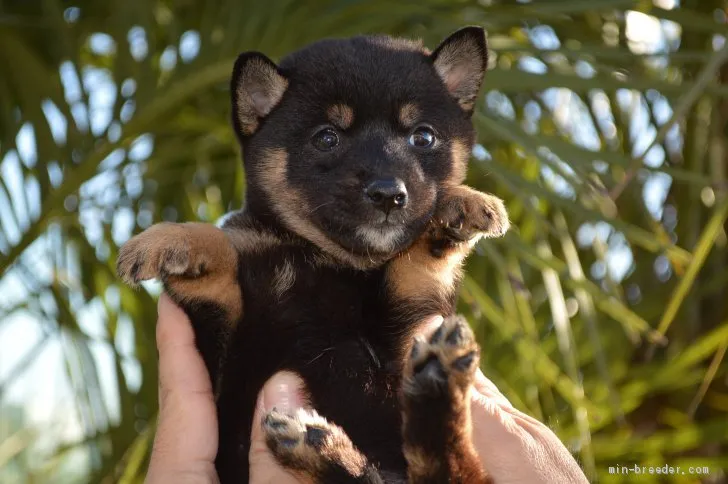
[263,408,367,475]
[404,315,480,397]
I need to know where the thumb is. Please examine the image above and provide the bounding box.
[249,372,308,484]
[147,294,218,483]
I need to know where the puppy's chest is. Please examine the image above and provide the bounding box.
[235,244,402,370]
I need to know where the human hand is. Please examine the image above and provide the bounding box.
[418,317,589,484]
[247,318,588,484]
[470,370,589,484]
[146,294,307,484]
[145,297,586,484]
[145,294,218,484]
[248,372,309,484]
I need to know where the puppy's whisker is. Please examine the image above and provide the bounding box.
[306,347,335,365]
[308,201,334,215]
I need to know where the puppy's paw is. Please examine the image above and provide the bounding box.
[117,223,206,285]
[401,315,490,483]
[263,408,369,479]
[117,222,242,321]
[403,315,480,399]
[428,186,508,257]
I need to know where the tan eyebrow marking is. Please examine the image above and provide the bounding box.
[399,103,421,128]
[449,138,469,185]
[326,104,354,130]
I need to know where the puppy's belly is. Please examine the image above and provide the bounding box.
[214,255,412,482]
[301,339,408,474]
[215,317,409,482]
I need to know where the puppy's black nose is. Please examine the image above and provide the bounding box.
[365,178,408,213]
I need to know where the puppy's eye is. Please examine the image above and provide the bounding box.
[408,126,436,148]
[312,128,339,151]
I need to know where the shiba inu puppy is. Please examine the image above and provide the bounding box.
[118,26,508,483]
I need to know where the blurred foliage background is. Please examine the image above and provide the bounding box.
[1,0,727,482]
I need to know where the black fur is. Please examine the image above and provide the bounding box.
[214,226,430,480]
[120,27,503,483]
[239,36,475,260]
[217,29,487,482]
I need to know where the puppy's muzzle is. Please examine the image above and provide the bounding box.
[365,178,408,214]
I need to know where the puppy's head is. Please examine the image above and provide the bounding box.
[231,27,488,268]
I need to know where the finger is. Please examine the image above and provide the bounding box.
[471,379,554,448]
[495,403,576,454]
[156,294,213,398]
[249,372,308,484]
[473,369,513,409]
[471,392,530,442]
[473,382,551,434]
[148,294,218,478]
[469,392,536,476]
[471,391,589,483]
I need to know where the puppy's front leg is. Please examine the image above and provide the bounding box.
[386,184,509,317]
[117,222,242,390]
[401,315,491,484]
[386,185,508,483]
[263,408,385,484]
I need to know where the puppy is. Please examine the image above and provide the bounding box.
[118,26,508,483]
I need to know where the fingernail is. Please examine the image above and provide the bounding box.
[424,315,444,327]
[418,315,444,337]
[157,294,188,321]
[262,371,304,413]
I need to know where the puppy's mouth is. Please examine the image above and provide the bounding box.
[305,188,436,260]
[354,221,407,255]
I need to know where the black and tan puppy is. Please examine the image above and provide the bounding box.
[118,26,509,483]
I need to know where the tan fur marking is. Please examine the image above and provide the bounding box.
[240,117,258,136]
[387,185,508,304]
[272,259,296,299]
[449,138,469,185]
[117,222,242,323]
[257,148,387,270]
[168,276,241,324]
[388,238,470,303]
[326,104,354,130]
[225,227,280,254]
[440,396,487,483]
[403,445,441,480]
[399,103,420,128]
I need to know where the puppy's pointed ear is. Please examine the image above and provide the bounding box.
[231,52,288,136]
[431,27,488,113]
